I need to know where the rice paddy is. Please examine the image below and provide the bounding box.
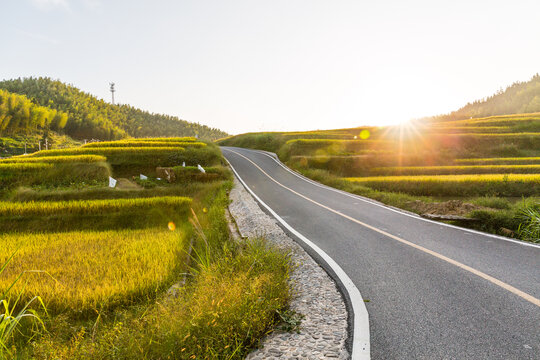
[455,157,540,165]
[0,155,107,163]
[372,164,540,176]
[0,196,191,217]
[1,137,291,359]
[82,140,207,148]
[345,174,540,196]
[0,228,189,314]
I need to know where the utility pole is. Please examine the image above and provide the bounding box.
[110,82,116,105]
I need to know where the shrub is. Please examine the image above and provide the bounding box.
[516,201,540,242]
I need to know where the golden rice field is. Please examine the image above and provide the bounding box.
[24,146,185,157]
[0,162,53,171]
[455,157,540,165]
[0,155,107,163]
[0,228,188,314]
[0,196,191,217]
[130,137,197,142]
[372,164,540,176]
[437,113,540,126]
[347,173,540,183]
[429,132,540,138]
[427,126,511,132]
[345,174,540,196]
[82,141,207,148]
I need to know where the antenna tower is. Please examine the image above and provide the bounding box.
[110,82,116,104]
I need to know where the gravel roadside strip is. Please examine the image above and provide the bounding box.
[228,176,349,359]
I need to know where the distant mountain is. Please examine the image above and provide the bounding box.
[0,77,228,141]
[434,73,540,121]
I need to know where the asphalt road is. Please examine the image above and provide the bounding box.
[221,146,540,360]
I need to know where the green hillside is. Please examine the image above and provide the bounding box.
[433,73,540,121]
[0,77,228,141]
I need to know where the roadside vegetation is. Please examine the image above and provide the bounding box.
[0,138,291,359]
[219,112,540,242]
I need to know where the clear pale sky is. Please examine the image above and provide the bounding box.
[2,0,540,134]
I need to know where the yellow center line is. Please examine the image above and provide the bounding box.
[226,148,540,308]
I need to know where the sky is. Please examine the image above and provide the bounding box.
[2,0,540,134]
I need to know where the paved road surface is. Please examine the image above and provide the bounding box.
[222,146,540,360]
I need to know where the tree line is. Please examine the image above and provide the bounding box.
[431,73,540,121]
[0,77,228,141]
[0,89,68,134]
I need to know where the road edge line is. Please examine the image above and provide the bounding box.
[224,156,371,360]
[250,149,540,249]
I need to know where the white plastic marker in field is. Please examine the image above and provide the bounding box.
[140,174,148,180]
[197,164,206,173]
[182,161,185,167]
[108,176,117,188]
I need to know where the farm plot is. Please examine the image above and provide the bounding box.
[345,174,540,197]
[372,164,540,176]
[0,228,189,315]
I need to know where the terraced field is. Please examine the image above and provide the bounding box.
[1,138,290,359]
[219,113,540,241]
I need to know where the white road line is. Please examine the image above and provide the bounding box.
[223,151,371,360]
[224,148,540,309]
[247,148,540,249]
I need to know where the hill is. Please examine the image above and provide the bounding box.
[433,73,540,121]
[0,77,228,141]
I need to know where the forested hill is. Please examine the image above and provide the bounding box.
[434,73,540,121]
[0,77,228,141]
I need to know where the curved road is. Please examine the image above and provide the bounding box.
[222,146,540,360]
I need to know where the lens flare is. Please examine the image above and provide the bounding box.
[359,130,370,140]
[168,221,176,231]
